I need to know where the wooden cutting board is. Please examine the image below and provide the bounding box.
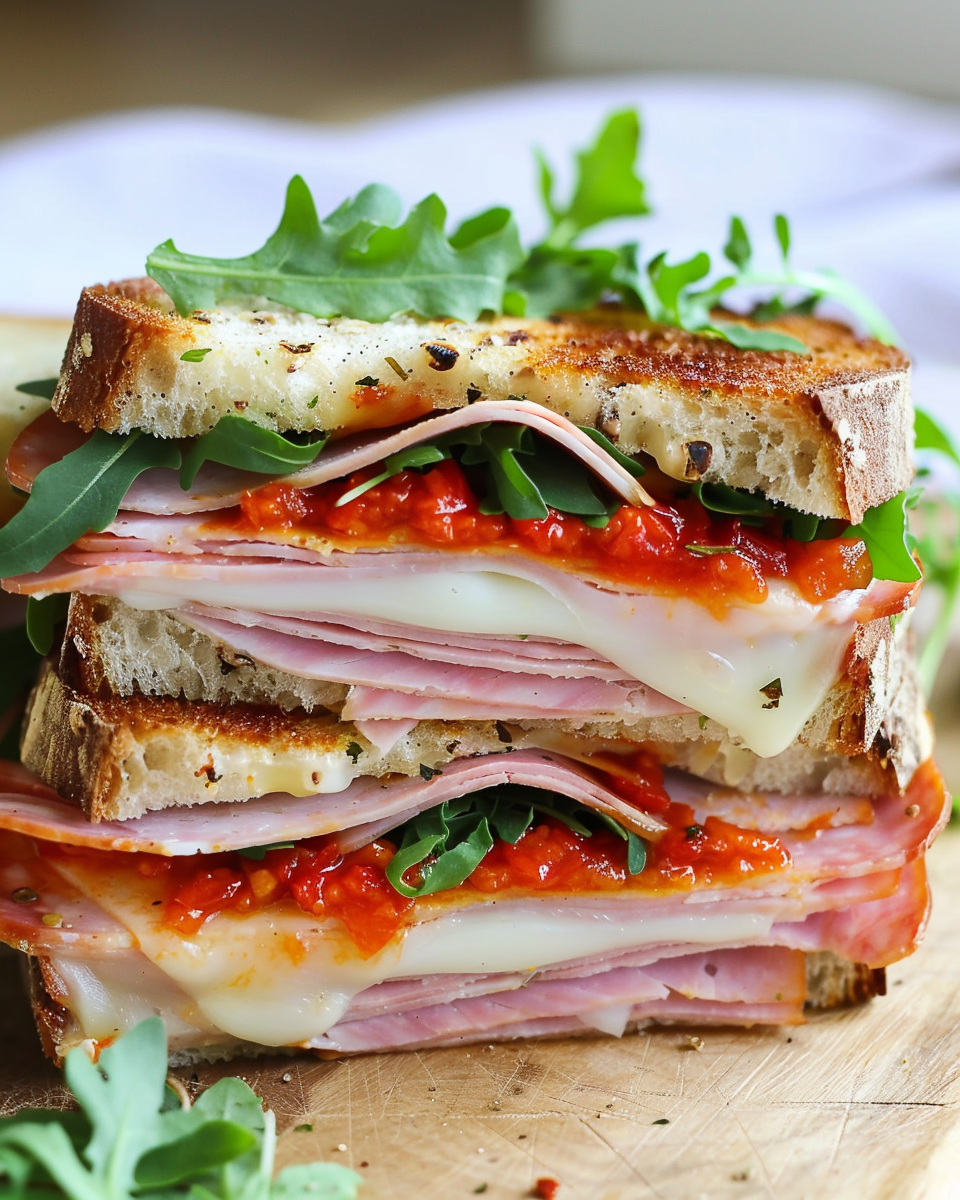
[2,828,959,1199]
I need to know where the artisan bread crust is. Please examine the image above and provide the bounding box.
[51,280,912,522]
[20,659,515,822]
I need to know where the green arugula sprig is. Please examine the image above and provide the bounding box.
[384,784,647,898]
[0,1018,360,1200]
[912,408,960,695]
[691,478,921,584]
[148,178,524,323]
[0,431,180,579]
[333,422,634,525]
[15,379,59,400]
[621,212,896,355]
[0,417,328,579]
[143,110,892,352]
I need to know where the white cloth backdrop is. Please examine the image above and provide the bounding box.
[1,74,957,414]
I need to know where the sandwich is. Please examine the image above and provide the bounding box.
[0,112,947,1064]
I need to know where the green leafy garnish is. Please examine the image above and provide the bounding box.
[236,842,296,861]
[143,111,889,347]
[0,1017,361,1199]
[506,110,650,317]
[334,443,449,507]
[691,481,839,542]
[15,378,58,400]
[333,422,626,525]
[0,430,180,579]
[179,415,327,489]
[623,213,894,354]
[843,490,921,584]
[913,407,960,694]
[148,176,525,323]
[537,109,650,250]
[384,784,647,898]
[915,408,960,469]
[0,416,331,579]
[180,347,213,363]
[25,593,69,655]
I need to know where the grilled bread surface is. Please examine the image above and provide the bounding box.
[52,279,912,522]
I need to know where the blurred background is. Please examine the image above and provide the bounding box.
[3,0,960,140]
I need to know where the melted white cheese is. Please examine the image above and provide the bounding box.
[50,855,785,1047]
[119,565,857,758]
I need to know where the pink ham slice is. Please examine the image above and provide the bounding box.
[184,604,637,681]
[0,753,944,894]
[376,999,804,1052]
[309,946,809,1052]
[174,606,689,723]
[7,400,653,516]
[0,751,669,850]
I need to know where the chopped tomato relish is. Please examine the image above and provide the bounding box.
[52,755,790,959]
[228,457,872,608]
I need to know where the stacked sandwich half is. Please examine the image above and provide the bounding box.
[0,270,946,1062]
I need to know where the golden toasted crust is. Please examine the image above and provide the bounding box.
[20,659,513,821]
[51,280,912,521]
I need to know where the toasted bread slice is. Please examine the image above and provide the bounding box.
[52,280,912,522]
[21,658,513,821]
[21,593,929,821]
[65,593,929,770]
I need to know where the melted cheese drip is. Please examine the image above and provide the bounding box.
[50,856,787,1047]
[120,568,856,758]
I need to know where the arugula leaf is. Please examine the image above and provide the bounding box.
[147,175,524,323]
[912,407,960,695]
[270,1163,362,1198]
[384,784,648,897]
[621,212,894,353]
[179,415,327,489]
[577,426,646,478]
[236,842,295,861]
[0,1018,362,1200]
[332,423,621,526]
[26,593,69,655]
[843,490,921,584]
[537,109,650,251]
[0,430,180,579]
[915,407,960,468]
[15,378,58,400]
[141,111,890,348]
[334,443,449,507]
[0,416,330,579]
[506,244,628,319]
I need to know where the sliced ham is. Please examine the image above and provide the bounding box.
[176,605,687,722]
[310,948,809,1052]
[185,604,636,681]
[3,547,866,760]
[8,400,653,515]
[0,751,670,854]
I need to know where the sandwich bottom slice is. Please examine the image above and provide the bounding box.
[0,744,947,1064]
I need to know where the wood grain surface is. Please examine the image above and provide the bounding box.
[2,828,959,1199]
